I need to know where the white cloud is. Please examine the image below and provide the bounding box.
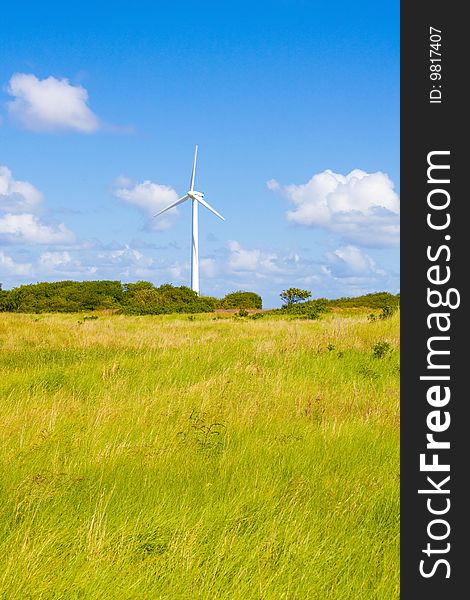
[266,178,280,191]
[37,251,97,277]
[0,164,76,246]
[106,245,153,266]
[0,165,43,213]
[114,175,133,188]
[228,240,280,274]
[220,240,396,304]
[30,245,172,281]
[228,240,261,271]
[227,241,318,282]
[7,73,100,133]
[200,257,218,278]
[31,245,176,283]
[268,169,400,247]
[166,262,188,281]
[323,245,385,278]
[0,251,32,276]
[96,244,155,277]
[38,251,73,269]
[0,213,75,245]
[114,178,179,229]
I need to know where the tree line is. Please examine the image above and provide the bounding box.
[0,281,262,314]
[0,281,399,316]
[272,289,400,320]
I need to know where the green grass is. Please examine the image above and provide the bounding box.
[0,311,399,599]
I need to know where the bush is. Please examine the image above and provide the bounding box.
[0,280,398,318]
[0,281,124,313]
[122,283,217,315]
[219,291,262,309]
[199,295,219,311]
[372,341,392,359]
[0,280,217,315]
[379,305,397,319]
[290,307,323,320]
[0,288,14,312]
[274,299,330,320]
[326,292,400,310]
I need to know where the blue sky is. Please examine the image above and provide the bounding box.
[0,1,399,307]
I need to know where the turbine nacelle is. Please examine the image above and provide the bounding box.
[188,190,204,201]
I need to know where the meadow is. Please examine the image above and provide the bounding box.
[0,311,400,599]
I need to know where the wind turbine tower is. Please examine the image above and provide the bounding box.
[154,146,225,294]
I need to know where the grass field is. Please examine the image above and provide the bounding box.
[0,311,400,599]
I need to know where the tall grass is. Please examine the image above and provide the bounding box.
[0,311,399,599]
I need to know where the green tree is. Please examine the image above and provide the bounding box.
[280,288,311,307]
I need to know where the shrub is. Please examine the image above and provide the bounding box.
[273,299,330,320]
[379,305,396,319]
[123,283,216,315]
[0,280,220,316]
[326,292,400,310]
[0,280,124,313]
[219,291,262,309]
[372,341,392,359]
[199,295,219,310]
[294,307,323,320]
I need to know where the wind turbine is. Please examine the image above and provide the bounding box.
[153,146,225,295]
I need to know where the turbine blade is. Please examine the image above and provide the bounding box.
[153,194,189,217]
[189,145,198,191]
[197,197,225,221]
